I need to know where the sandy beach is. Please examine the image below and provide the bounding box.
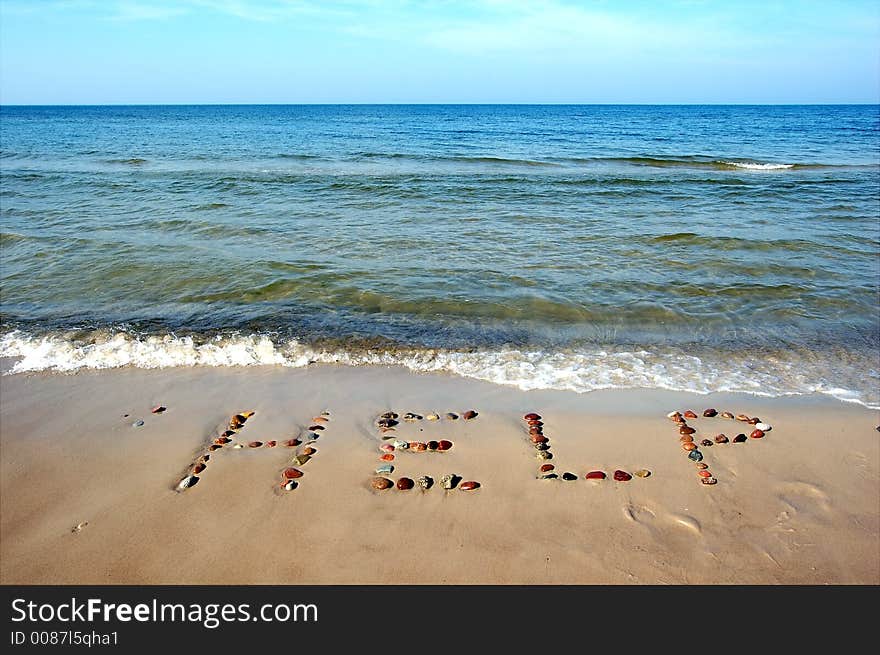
[1,361,876,585]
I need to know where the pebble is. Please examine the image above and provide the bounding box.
[528,426,543,435]
[371,477,393,490]
[380,412,398,420]
[132,420,144,427]
[380,453,395,462]
[192,463,206,475]
[736,414,750,422]
[562,472,577,481]
[666,411,681,419]
[309,425,325,431]
[524,413,541,421]
[733,433,748,443]
[540,473,558,480]
[151,405,166,414]
[755,422,772,431]
[285,438,301,447]
[462,410,478,420]
[208,444,222,451]
[698,470,712,478]
[679,435,694,443]
[537,451,552,460]
[683,442,697,451]
[459,481,480,490]
[585,471,606,480]
[700,439,714,447]
[265,440,276,448]
[634,469,651,478]
[747,417,761,425]
[427,441,439,451]
[248,441,262,448]
[750,429,765,439]
[71,522,88,533]
[695,462,708,470]
[417,476,433,489]
[688,450,703,462]
[440,474,457,490]
[403,412,422,421]
[720,411,735,419]
[214,436,231,445]
[426,413,440,421]
[679,426,696,435]
[701,477,718,485]
[233,444,244,449]
[312,416,329,423]
[535,442,549,451]
[714,434,729,444]
[396,477,414,490]
[613,470,632,482]
[283,468,303,479]
[445,413,458,420]
[293,454,311,466]
[283,480,298,491]
[684,410,698,419]
[392,440,409,450]
[437,440,453,451]
[703,408,717,417]
[376,464,394,475]
[410,442,427,452]
[531,434,549,443]
[177,475,198,490]
[539,464,555,472]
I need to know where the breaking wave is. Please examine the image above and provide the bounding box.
[1,330,876,409]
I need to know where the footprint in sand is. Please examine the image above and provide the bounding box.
[623,503,656,524]
[774,481,832,522]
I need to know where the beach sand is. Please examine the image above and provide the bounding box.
[1,361,877,584]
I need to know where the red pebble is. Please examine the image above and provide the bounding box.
[750,429,765,439]
[265,440,276,448]
[613,470,632,481]
[585,471,607,480]
[380,454,395,462]
[283,468,303,479]
[192,463,205,474]
[524,413,541,421]
[380,444,395,452]
[684,410,698,419]
[459,481,480,491]
[679,426,696,435]
[530,434,548,444]
[703,408,717,417]
[540,464,555,472]
[396,477,414,490]
[437,440,453,451]
[248,441,262,448]
[285,438,301,447]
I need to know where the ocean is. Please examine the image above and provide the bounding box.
[1,104,878,407]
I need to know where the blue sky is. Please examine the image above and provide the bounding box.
[1,0,878,103]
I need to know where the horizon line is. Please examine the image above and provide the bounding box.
[2,102,878,107]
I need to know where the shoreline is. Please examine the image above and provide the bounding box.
[1,363,877,584]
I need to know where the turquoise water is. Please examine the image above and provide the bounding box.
[1,105,878,406]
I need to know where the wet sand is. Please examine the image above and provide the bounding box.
[1,362,877,584]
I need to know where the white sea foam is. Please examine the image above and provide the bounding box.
[1,330,876,409]
[722,161,795,170]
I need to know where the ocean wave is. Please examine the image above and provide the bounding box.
[1,330,876,409]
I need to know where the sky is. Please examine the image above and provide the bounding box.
[1,0,878,104]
